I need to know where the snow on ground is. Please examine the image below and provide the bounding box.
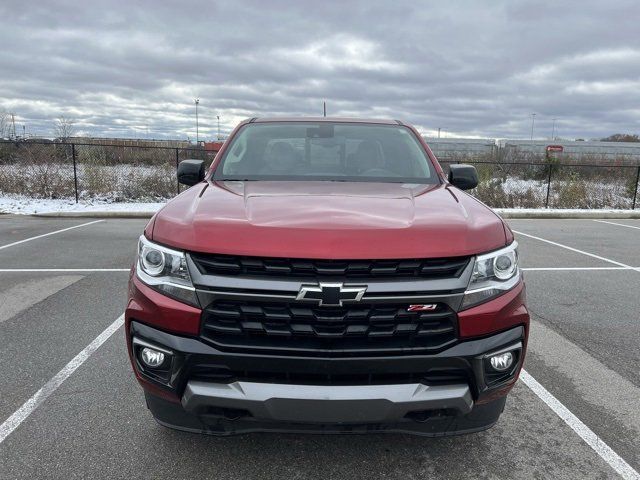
[1,194,637,216]
[0,195,165,215]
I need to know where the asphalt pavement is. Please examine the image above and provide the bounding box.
[0,216,638,479]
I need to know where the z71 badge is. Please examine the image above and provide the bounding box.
[406,304,438,312]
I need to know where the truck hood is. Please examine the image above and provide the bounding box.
[151,181,507,259]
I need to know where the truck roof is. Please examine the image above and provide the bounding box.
[251,117,402,125]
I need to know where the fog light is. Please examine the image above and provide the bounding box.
[489,352,514,371]
[140,347,166,368]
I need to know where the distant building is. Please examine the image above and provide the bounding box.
[65,137,193,149]
[423,137,497,158]
[502,140,640,163]
[420,137,640,164]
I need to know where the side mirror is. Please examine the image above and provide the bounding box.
[448,164,478,190]
[177,159,205,186]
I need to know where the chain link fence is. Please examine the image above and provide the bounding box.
[1,140,639,209]
[0,140,211,202]
[439,160,640,209]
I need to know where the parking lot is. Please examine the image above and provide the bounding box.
[0,215,638,479]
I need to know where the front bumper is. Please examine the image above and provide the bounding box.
[128,319,524,435]
[146,389,507,436]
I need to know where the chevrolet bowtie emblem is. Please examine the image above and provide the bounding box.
[296,283,367,307]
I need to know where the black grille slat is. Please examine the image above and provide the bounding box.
[200,301,457,356]
[203,323,242,334]
[196,257,242,273]
[191,253,470,279]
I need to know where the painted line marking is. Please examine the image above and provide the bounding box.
[522,267,636,271]
[0,275,84,324]
[0,314,124,445]
[0,267,636,273]
[0,268,129,272]
[0,220,104,251]
[593,220,640,231]
[521,370,640,480]
[512,230,640,272]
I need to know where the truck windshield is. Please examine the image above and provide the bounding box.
[213,122,438,183]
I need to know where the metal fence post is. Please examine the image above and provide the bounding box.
[175,148,180,195]
[544,162,553,208]
[72,143,79,203]
[632,165,640,210]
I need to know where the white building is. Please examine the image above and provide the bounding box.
[423,138,497,158]
[502,140,640,160]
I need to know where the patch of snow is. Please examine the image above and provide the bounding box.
[0,195,164,215]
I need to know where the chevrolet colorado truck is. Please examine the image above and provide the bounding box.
[125,117,529,436]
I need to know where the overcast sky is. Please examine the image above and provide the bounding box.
[1,0,639,141]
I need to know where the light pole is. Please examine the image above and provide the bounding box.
[217,115,220,140]
[551,118,557,140]
[194,98,200,144]
[530,113,536,141]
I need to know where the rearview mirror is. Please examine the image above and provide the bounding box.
[177,160,205,186]
[448,164,478,190]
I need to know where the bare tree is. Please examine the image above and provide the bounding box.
[601,133,640,142]
[54,116,76,141]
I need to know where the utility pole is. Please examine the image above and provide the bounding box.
[217,115,220,140]
[530,113,536,141]
[11,113,16,139]
[551,118,557,140]
[194,98,199,144]
[438,127,441,139]
[323,101,326,117]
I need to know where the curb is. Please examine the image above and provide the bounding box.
[31,211,157,218]
[495,210,640,219]
[4,209,637,219]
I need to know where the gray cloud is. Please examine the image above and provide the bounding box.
[1,0,639,140]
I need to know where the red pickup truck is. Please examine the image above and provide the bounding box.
[125,117,529,436]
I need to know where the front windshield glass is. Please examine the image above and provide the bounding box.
[213,122,438,183]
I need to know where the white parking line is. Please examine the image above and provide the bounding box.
[512,230,640,272]
[0,314,124,445]
[593,220,640,230]
[0,220,104,251]
[522,267,635,271]
[520,370,640,480]
[0,267,636,273]
[0,268,129,272]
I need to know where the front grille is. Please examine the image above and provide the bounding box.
[200,300,457,356]
[190,253,470,279]
[189,363,469,386]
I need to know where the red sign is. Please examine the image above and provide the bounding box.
[546,145,564,153]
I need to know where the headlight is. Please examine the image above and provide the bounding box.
[461,242,520,309]
[136,236,199,307]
